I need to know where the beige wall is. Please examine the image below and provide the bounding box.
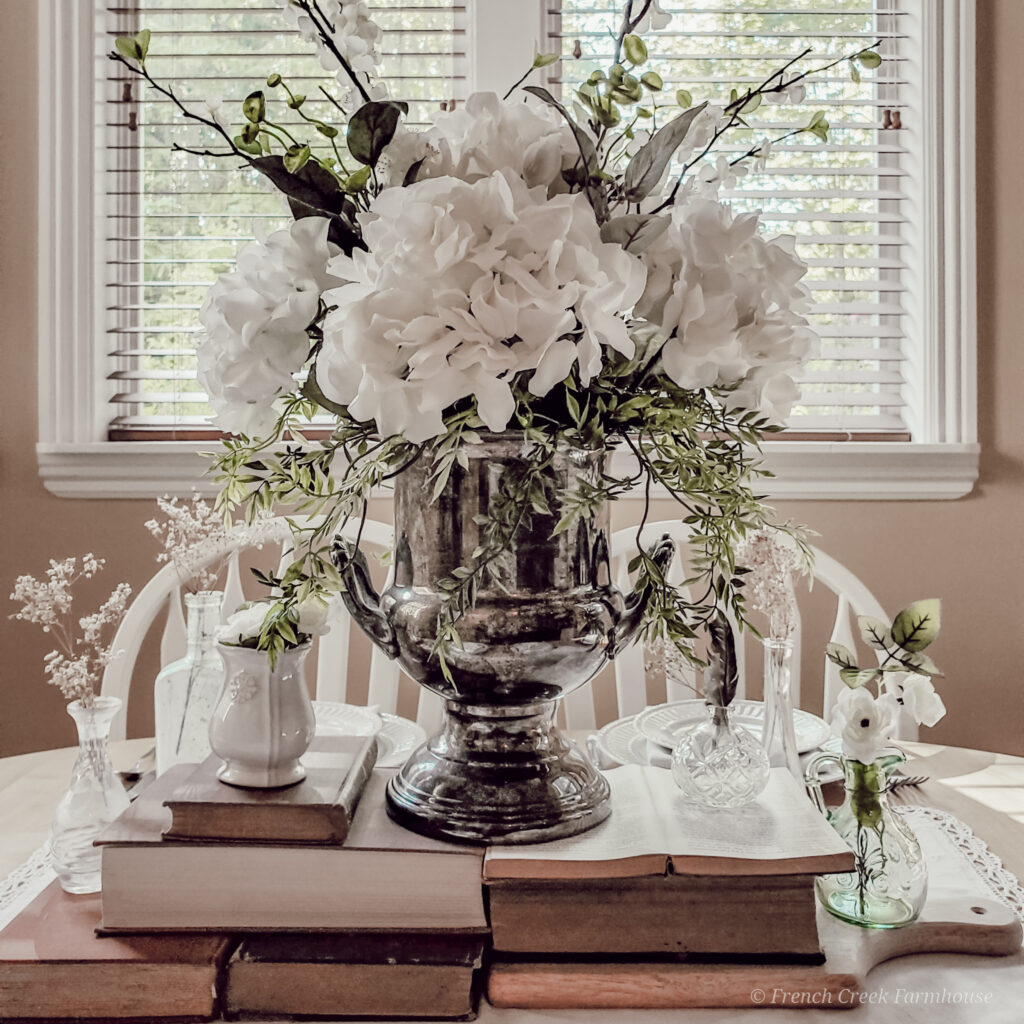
[2,0,1022,759]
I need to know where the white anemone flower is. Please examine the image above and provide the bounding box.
[885,673,947,728]
[831,686,899,764]
[316,169,646,442]
[217,603,271,645]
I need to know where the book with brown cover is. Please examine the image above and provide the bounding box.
[0,880,232,1022]
[163,733,377,844]
[484,766,854,958]
[97,767,487,933]
[225,932,485,1020]
[487,874,822,956]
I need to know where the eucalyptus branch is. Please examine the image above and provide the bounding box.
[614,0,655,66]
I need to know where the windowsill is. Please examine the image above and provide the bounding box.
[37,440,981,501]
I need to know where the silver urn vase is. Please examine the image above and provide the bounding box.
[334,435,672,844]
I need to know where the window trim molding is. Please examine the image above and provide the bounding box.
[37,0,979,501]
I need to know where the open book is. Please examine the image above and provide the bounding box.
[485,765,854,880]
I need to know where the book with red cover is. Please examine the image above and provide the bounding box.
[0,880,232,1021]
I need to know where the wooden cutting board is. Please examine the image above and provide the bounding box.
[487,814,1023,1010]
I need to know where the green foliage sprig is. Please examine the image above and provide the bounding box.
[826,599,943,690]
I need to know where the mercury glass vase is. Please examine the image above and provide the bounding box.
[50,696,131,894]
[333,435,674,844]
[670,703,771,808]
[761,637,802,780]
[154,590,225,776]
[806,749,927,928]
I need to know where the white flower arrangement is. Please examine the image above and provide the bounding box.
[110,2,882,667]
[826,600,946,764]
[9,556,132,706]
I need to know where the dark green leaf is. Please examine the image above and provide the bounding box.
[840,667,883,689]
[243,90,266,124]
[825,642,857,670]
[347,100,407,167]
[623,34,647,65]
[891,599,941,652]
[858,50,882,69]
[640,71,663,91]
[705,612,738,706]
[283,144,311,173]
[622,101,708,202]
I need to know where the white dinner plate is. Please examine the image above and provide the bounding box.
[635,699,833,755]
[312,702,426,768]
[594,711,843,781]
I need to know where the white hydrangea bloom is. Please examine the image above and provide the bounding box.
[420,92,580,196]
[197,217,342,437]
[315,169,646,442]
[830,686,898,765]
[635,196,817,422]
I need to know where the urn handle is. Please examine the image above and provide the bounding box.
[607,535,675,658]
[331,537,400,660]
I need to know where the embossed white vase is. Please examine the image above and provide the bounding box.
[209,642,315,788]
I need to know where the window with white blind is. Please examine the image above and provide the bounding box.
[104,0,468,438]
[550,0,909,438]
[37,0,978,498]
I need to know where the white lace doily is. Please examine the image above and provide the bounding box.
[898,805,1024,922]
[0,843,56,931]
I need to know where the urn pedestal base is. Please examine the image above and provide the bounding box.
[385,701,611,844]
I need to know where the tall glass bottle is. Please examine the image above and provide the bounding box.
[761,637,802,780]
[154,591,225,775]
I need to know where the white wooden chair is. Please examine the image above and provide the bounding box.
[561,521,912,739]
[101,516,443,742]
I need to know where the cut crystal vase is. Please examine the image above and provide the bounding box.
[670,703,771,808]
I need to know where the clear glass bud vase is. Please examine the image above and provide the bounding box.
[671,703,771,808]
[761,638,802,780]
[806,750,927,928]
[154,590,225,776]
[51,696,131,894]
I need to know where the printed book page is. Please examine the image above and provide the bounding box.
[486,765,851,868]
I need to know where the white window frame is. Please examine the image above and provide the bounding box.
[37,0,978,500]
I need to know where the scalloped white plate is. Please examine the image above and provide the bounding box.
[595,711,842,781]
[636,698,832,755]
[312,702,425,768]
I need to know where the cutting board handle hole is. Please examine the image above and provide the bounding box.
[970,905,988,915]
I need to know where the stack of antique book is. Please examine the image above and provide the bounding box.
[484,765,857,1010]
[0,744,857,1020]
[0,734,488,1021]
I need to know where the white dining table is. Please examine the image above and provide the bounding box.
[1,737,1023,1024]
